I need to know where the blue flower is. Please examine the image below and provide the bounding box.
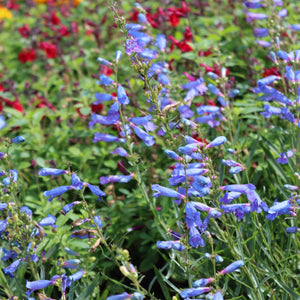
[180,287,211,299]
[84,183,105,201]
[152,184,185,200]
[61,201,81,215]
[110,147,129,157]
[39,168,68,176]
[192,277,214,288]
[213,291,224,300]
[71,173,83,190]
[131,124,155,146]
[98,74,114,86]
[26,275,59,296]
[117,84,130,105]
[286,227,299,234]
[11,136,25,144]
[206,136,227,148]
[126,38,143,55]
[43,186,72,202]
[115,50,122,62]
[156,241,185,251]
[94,93,114,104]
[100,174,133,185]
[2,258,23,278]
[155,34,167,51]
[93,133,124,143]
[93,215,103,228]
[66,269,85,287]
[1,248,18,261]
[219,260,244,274]
[59,259,81,269]
[97,57,112,66]
[39,214,57,228]
[106,292,131,300]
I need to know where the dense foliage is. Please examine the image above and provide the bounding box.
[0,0,299,299]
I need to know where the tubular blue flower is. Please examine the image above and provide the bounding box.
[216,255,224,263]
[246,12,267,23]
[156,34,167,51]
[131,292,144,300]
[39,168,68,176]
[97,57,112,66]
[219,260,244,274]
[213,291,224,300]
[139,48,158,60]
[93,215,103,228]
[66,269,85,287]
[221,159,241,167]
[71,173,83,190]
[283,184,299,191]
[243,1,264,8]
[98,74,114,86]
[110,147,128,157]
[156,241,185,251]
[39,214,57,228]
[277,50,293,62]
[115,50,122,63]
[276,150,295,164]
[126,38,143,55]
[253,28,269,38]
[106,292,131,300]
[197,105,221,114]
[180,287,211,299]
[178,143,200,155]
[0,219,8,233]
[256,40,271,48]
[0,116,6,129]
[164,149,182,161]
[207,83,222,96]
[12,136,25,143]
[94,93,114,104]
[2,177,10,185]
[189,226,205,247]
[0,203,7,210]
[220,203,251,221]
[61,201,81,215]
[43,186,72,202]
[64,247,79,256]
[229,166,245,174]
[131,124,155,146]
[220,183,255,194]
[278,8,287,17]
[206,136,227,148]
[207,71,219,80]
[9,169,17,183]
[126,23,145,31]
[84,183,105,201]
[93,133,124,143]
[117,84,130,105]
[89,104,119,127]
[152,184,185,200]
[286,227,300,233]
[1,248,18,261]
[157,73,170,85]
[246,190,268,213]
[266,199,294,220]
[138,13,148,23]
[26,276,59,296]
[2,258,23,278]
[261,105,282,118]
[192,277,214,288]
[100,174,133,185]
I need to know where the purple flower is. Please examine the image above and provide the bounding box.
[131,124,155,146]
[256,40,271,48]
[139,48,158,60]
[220,183,255,194]
[156,241,185,251]
[61,201,81,215]
[106,292,131,300]
[220,203,251,221]
[70,173,83,190]
[89,104,119,127]
[246,12,267,23]
[39,214,57,228]
[43,186,72,202]
[26,275,59,296]
[189,226,205,247]
[152,184,185,200]
[1,248,18,261]
[156,34,167,51]
[206,136,227,148]
[253,28,269,38]
[207,83,222,96]
[221,159,241,167]
[84,183,105,201]
[180,287,211,299]
[0,203,7,210]
[66,269,85,287]
[0,219,8,233]
[192,277,214,288]
[266,199,294,220]
[126,38,143,55]
[93,215,103,228]
[278,8,287,17]
[11,136,25,144]
[93,133,124,143]
[110,147,128,157]
[94,93,114,104]
[98,74,114,86]
[117,85,130,105]
[286,227,299,234]
[2,258,23,278]
[39,168,68,176]
[219,260,244,274]
[100,174,133,185]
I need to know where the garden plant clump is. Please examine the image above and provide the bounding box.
[0,0,299,299]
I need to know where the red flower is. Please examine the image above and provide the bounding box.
[18,24,30,38]
[18,48,36,63]
[6,1,19,10]
[71,21,78,33]
[192,134,208,144]
[177,42,193,52]
[130,9,139,22]
[262,67,280,77]
[39,42,57,59]
[200,63,230,76]
[102,66,113,76]
[91,103,103,114]
[146,12,161,28]
[0,97,23,113]
[168,12,180,27]
[198,48,213,57]
[183,27,193,42]
[0,84,5,92]
[57,24,69,36]
[50,11,60,25]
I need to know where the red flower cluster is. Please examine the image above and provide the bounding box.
[39,41,57,58]
[0,97,24,113]
[262,67,280,77]
[169,27,193,52]
[18,48,37,63]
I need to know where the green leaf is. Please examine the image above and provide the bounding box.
[153,265,171,300]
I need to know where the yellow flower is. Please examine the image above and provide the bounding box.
[0,7,13,20]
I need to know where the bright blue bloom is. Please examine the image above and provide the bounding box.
[246,190,268,213]
[156,241,185,251]
[157,73,170,85]
[0,219,8,233]
[0,116,6,129]
[93,133,124,143]
[126,23,145,31]
[131,292,144,300]
[178,105,194,118]
[98,74,114,86]
[229,166,245,174]
[285,66,295,82]
[64,247,79,256]
[61,201,81,215]
[286,227,299,233]
[219,260,244,274]
[117,84,130,105]
[2,258,23,278]
[39,168,68,176]
[106,292,131,300]
[66,269,85,287]
[278,8,287,17]
[207,72,219,80]
[228,89,240,98]
[266,199,295,220]
[283,184,299,191]
[84,183,105,201]
[152,184,185,200]
[128,30,152,47]
[256,40,271,48]
[115,50,122,62]
[1,248,18,261]
[277,50,293,62]
[132,124,155,146]
[138,13,148,23]
[100,174,133,185]
[156,34,167,51]
[2,177,10,185]
[26,276,59,296]
[220,183,255,193]
[9,169,17,182]
[207,83,222,96]
[253,28,269,38]
[189,226,205,247]
[97,57,112,66]
[94,93,114,104]
[243,1,264,8]
[246,12,267,22]
[89,104,119,127]
[139,48,158,60]
[261,105,282,118]
[219,192,241,203]
[180,287,211,299]
[0,203,7,210]
[39,214,57,228]
[130,115,152,125]
[221,159,241,167]
[43,186,72,202]
[71,173,83,190]
[276,150,295,164]
[178,143,200,155]
[12,136,25,143]
[181,78,205,90]
[192,278,214,288]
[206,136,227,148]
[197,105,221,114]
[126,38,143,55]
[110,147,129,157]
[59,259,81,269]
[93,215,103,228]
[164,149,182,161]
[220,203,251,221]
